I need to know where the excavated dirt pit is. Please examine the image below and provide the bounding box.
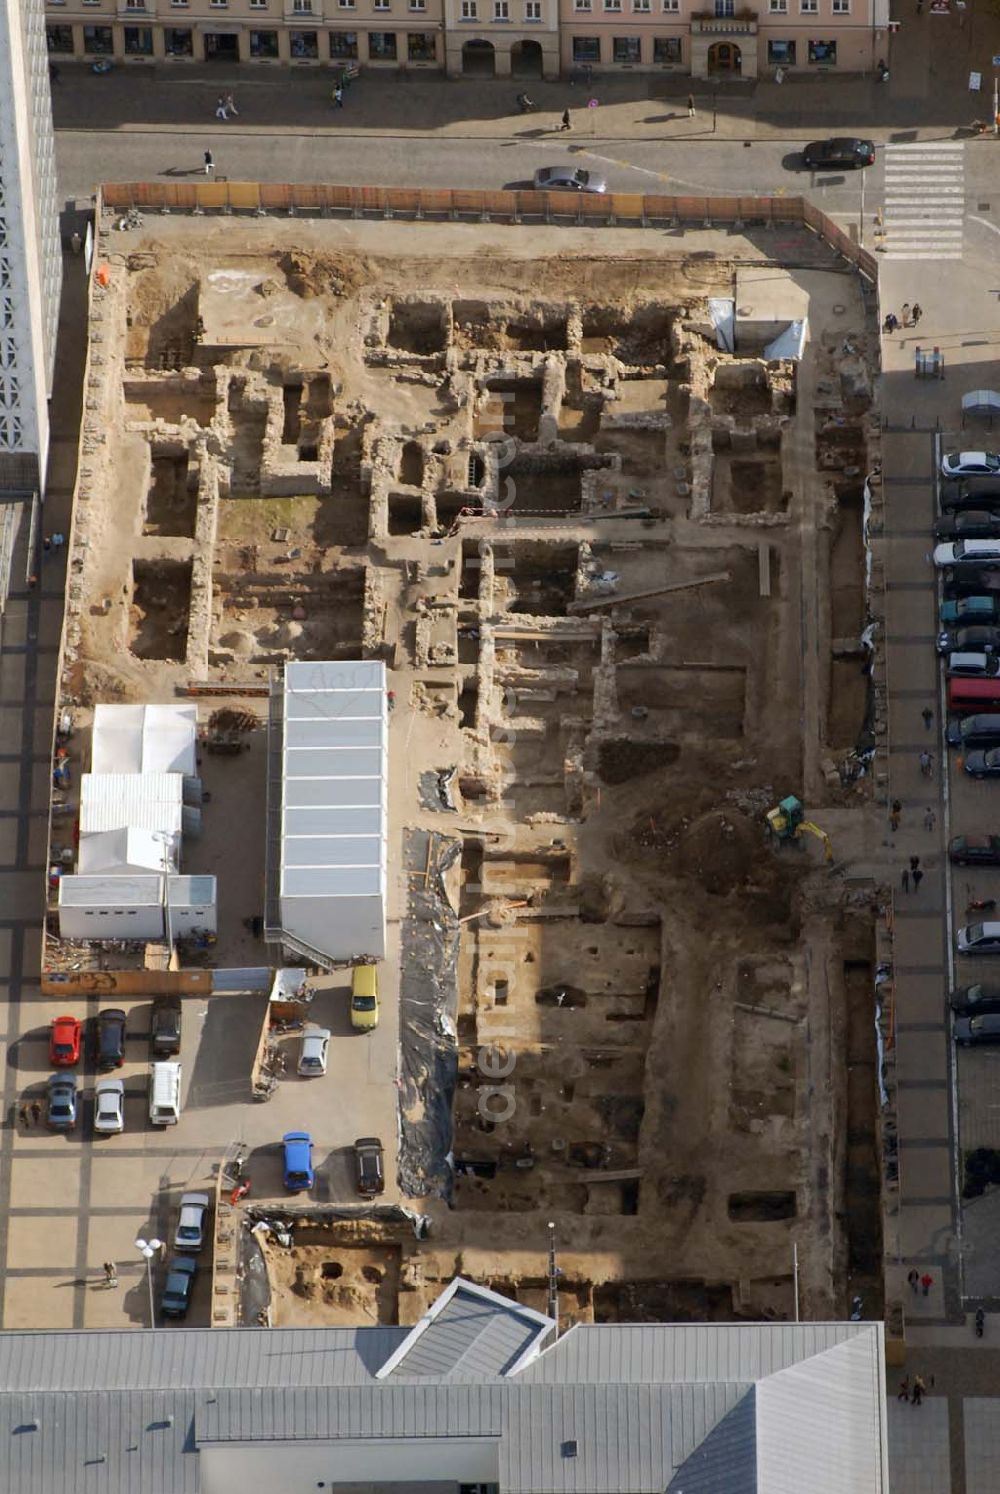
[144,449,198,538]
[129,559,192,661]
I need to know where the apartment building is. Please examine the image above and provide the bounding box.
[558,0,887,78]
[443,0,559,77]
[44,0,445,69]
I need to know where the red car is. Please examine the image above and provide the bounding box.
[49,1015,81,1067]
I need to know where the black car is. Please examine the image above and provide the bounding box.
[955,1012,1000,1045]
[948,713,1000,749]
[160,1256,197,1318]
[941,483,1000,513]
[944,568,1000,599]
[951,983,1000,1014]
[949,835,1000,866]
[802,137,875,171]
[935,510,1000,542]
[95,1008,126,1070]
[354,1137,385,1197]
[965,748,1000,779]
[938,626,1000,657]
[151,999,182,1057]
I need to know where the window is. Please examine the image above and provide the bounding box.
[799,0,817,10]
[289,27,318,52]
[209,0,227,8]
[409,0,427,9]
[808,37,836,61]
[768,0,786,12]
[653,34,681,58]
[250,26,278,52]
[408,30,435,56]
[337,0,355,8]
[124,23,152,48]
[714,0,734,13]
[249,0,266,8]
[124,0,146,10]
[768,38,794,60]
[165,24,193,50]
[373,0,389,11]
[603,0,622,10]
[662,0,679,11]
[369,29,397,54]
[832,0,849,11]
[171,0,189,7]
[573,33,599,57]
[45,24,74,49]
[633,0,651,11]
[461,0,477,14]
[329,28,358,53]
[574,0,592,10]
[613,33,640,59]
[292,0,313,11]
[525,0,542,15]
[82,23,113,49]
[493,0,509,16]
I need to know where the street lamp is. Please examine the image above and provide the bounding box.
[135,1237,162,1327]
[152,831,173,952]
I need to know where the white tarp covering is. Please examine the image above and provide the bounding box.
[278,660,387,963]
[763,319,808,362]
[91,703,198,777]
[708,298,735,354]
[80,773,183,837]
[78,826,175,877]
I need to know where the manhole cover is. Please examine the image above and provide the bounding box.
[978,202,991,212]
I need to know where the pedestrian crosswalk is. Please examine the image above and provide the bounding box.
[881,141,965,260]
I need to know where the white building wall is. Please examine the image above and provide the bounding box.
[0,0,61,484]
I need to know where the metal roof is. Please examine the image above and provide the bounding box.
[379,1281,555,1381]
[58,874,163,908]
[80,773,183,835]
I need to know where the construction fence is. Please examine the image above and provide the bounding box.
[101,182,878,282]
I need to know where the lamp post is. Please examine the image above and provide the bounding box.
[153,832,173,951]
[135,1237,162,1327]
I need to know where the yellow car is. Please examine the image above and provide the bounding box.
[350,965,379,1031]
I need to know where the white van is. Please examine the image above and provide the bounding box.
[149,1061,182,1126]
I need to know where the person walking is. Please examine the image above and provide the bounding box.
[103,1261,118,1288]
[898,1376,911,1401]
[561,108,571,131]
[925,807,936,833]
[215,96,228,121]
[911,303,923,326]
[912,1374,926,1405]
[901,302,911,327]
[919,750,933,778]
[910,855,921,873]
[224,92,238,117]
[901,867,910,893]
[687,94,696,118]
[920,1273,933,1296]
[890,800,901,832]
[913,866,924,892]
[204,150,215,176]
[922,706,933,730]
[30,1100,41,1126]
[334,85,344,108]
[907,1268,920,1293]
[17,1103,29,1128]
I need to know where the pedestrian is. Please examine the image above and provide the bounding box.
[901,302,911,327]
[901,867,910,893]
[334,85,344,108]
[561,108,571,131]
[924,807,936,832]
[907,1268,920,1293]
[51,532,64,551]
[30,1100,41,1126]
[898,1376,911,1400]
[910,855,920,873]
[911,303,922,326]
[916,0,923,12]
[17,1103,29,1128]
[919,750,933,778]
[215,96,228,121]
[687,93,696,118]
[43,536,51,556]
[103,1261,117,1287]
[204,150,215,176]
[913,867,924,891]
[920,1273,933,1296]
[922,706,933,730]
[912,1374,926,1404]
[890,800,901,832]
[224,92,238,117]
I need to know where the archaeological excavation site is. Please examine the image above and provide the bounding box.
[57,213,885,1331]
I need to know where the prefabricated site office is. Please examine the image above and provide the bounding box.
[266,660,388,967]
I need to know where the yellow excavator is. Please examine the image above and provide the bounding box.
[766,795,833,863]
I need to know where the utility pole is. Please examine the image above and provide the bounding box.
[547,1220,559,1336]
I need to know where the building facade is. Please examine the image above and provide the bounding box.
[0,0,61,490]
[44,0,445,70]
[558,0,886,78]
[442,0,559,78]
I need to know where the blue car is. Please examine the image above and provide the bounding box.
[940,596,1000,627]
[160,1256,197,1318]
[282,1131,314,1192]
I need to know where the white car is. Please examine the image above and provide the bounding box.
[93,1078,125,1135]
[942,451,1000,480]
[957,922,1000,956]
[297,1025,331,1077]
[174,1192,210,1252]
[933,539,1000,569]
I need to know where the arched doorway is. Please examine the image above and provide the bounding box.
[462,38,496,75]
[707,41,741,74]
[511,38,543,77]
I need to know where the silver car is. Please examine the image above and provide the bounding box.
[174,1192,210,1252]
[46,1074,77,1131]
[94,1078,125,1135]
[297,1026,331,1077]
[533,166,607,195]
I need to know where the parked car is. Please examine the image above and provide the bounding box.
[948,713,1000,749]
[944,570,1000,599]
[941,481,1000,511]
[941,452,1000,481]
[934,510,1000,541]
[297,1026,330,1077]
[957,922,1000,954]
[46,1074,77,1130]
[954,1012,1000,1045]
[150,999,181,1057]
[947,652,1000,679]
[49,1015,80,1067]
[282,1131,314,1192]
[963,748,1000,779]
[938,626,1000,656]
[935,539,1000,569]
[354,1137,385,1197]
[160,1256,197,1318]
[174,1192,210,1252]
[941,597,1000,627]
[532,166,607,194]
[350,965,380,1032]
[950,835,1000,865]
[802,137,875,170]
[951,983,1000,1014]
[95,1007,126,1070]
[93,1078,125,1135]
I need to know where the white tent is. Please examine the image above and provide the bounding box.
[91,703,198,777]
[78,826,177,877]
[80,773,184,836]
